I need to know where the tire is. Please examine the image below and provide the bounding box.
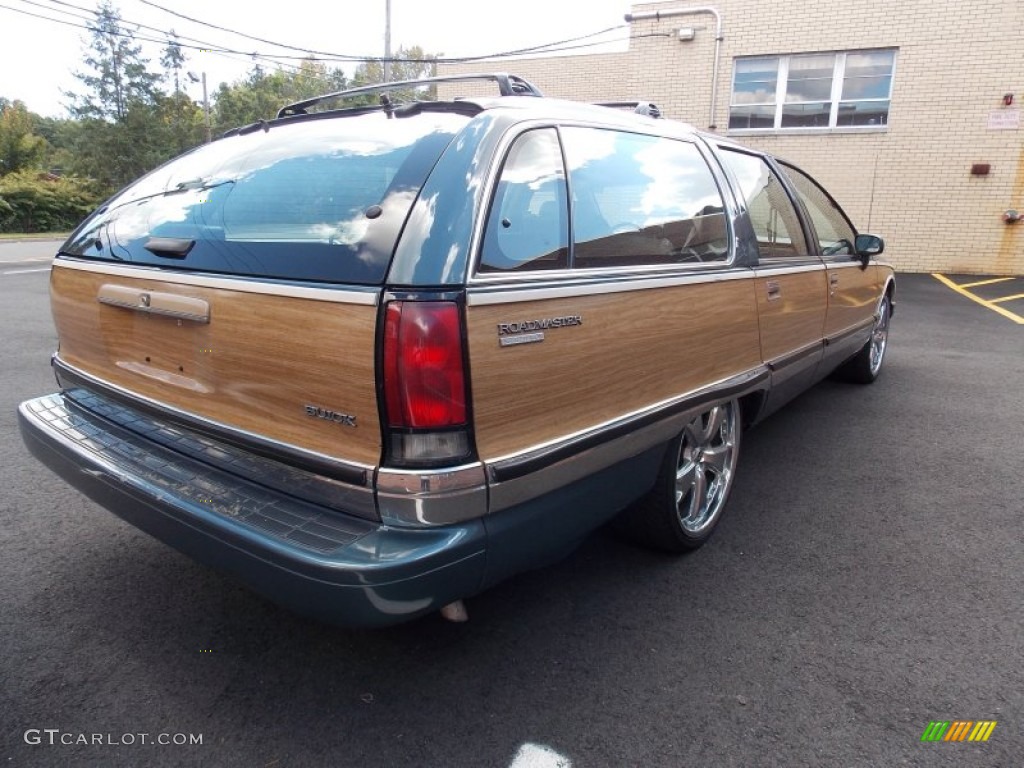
[616,399,742,552]
[835,292,892,384]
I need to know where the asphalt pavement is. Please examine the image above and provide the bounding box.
[1,257,1021,768]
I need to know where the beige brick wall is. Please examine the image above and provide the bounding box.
[440,0,1024,274]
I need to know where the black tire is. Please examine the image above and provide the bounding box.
[835,292,892,384]
[615,399,741,552]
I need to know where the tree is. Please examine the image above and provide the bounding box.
[349,47,439,102]
[0,99,48,175]
[160,31,187,94]
[212,59,349,132]
[66,0,160,122]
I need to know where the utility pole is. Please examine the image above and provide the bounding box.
[383,0,391,82]
[187,71,212,142]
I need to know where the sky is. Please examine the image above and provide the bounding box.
[0,0,633,117]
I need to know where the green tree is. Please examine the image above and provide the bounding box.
[0,99,48,175]
[350,47,439,102]
[212,59,349,132]
[160,31,187,93]
[66,0,160,122]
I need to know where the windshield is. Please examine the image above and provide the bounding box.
[61,111,469,284]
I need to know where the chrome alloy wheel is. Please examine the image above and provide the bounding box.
[869,296,891,376]
[674,401,740,534]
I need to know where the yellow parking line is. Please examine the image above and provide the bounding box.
[958,276,1016,289]
[991,292,1024,304]
[932,274,1024,324]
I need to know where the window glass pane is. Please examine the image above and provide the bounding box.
[729,105,776,130]
[780,163,856,256]
[732,57,779,105]
[60,112,468,284]
[836,100,889,127]
[785,54,835,102]
[842,51,894,99]
[479,128,569,273]
[719,150,808,259]
[781,102,831,127]
[562,128,728,268]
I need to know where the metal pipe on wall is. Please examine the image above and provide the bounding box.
[624,6,724,130]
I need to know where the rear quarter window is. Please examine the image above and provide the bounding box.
[563,127,729,269]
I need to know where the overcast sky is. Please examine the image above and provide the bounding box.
[0,0,632,117]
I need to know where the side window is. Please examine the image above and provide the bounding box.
[779,163,857,257]
[561,127,729,268]
[718,148,808,260]
[479,128,569,273]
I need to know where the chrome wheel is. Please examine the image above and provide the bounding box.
[674,401,740,535]
[869,296,890,376]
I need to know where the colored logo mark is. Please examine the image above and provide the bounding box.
[921,721,997,742]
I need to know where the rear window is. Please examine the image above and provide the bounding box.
[60,112,469,284]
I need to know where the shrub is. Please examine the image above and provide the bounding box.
[0,171,103,233]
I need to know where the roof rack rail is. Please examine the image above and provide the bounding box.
[594,101,662,119]
[277,73,543,118]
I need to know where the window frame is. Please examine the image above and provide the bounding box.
[775,159,860,262]
[729,49,897,134]
[715,146,815,266]
[471,121,741,282]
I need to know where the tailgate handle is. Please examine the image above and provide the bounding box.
[98,284,210,323]
[144,237,195,259]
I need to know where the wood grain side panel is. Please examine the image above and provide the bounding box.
[466,279,761,462]
[755,268,827,362]
[50,265,382,466]
[824,263,881,337]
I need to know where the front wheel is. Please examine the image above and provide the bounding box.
[836,292,891,384]
[616,399,741,552]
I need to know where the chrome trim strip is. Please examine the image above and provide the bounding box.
[823,259,869,271]
[53,356,375,486]
[98,284,210,323]
[376,463,488,526]
[55,259,380,306]
[752,262,826,276]
[487,366,769,483]
[467,268,753,305]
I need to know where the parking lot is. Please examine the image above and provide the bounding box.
[1,255,1021,767]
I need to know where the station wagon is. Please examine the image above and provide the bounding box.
[18,74,894,626]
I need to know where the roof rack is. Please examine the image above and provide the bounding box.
[594,101,662,119]
[277,73,544,118]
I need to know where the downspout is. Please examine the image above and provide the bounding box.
[623,6,724,130]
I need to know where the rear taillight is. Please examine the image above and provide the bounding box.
[383,301,471,464]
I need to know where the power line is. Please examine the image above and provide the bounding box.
[4,1,324,75]
[134,0,625,64]
[2,0,632,95]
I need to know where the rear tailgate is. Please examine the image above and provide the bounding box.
[50,261,381,467]
[47,109,473,476]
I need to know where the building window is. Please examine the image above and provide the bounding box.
[730,50,895,131]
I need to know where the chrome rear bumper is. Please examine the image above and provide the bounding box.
[18,393,486,627]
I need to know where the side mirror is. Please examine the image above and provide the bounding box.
[854,233,884,269]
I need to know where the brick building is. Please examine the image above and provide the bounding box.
[439,0,1023,274]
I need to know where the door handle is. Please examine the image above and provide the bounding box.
[829,272,839,296]
[766,280,781,301]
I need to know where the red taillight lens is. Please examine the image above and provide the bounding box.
[383,301,467,429]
